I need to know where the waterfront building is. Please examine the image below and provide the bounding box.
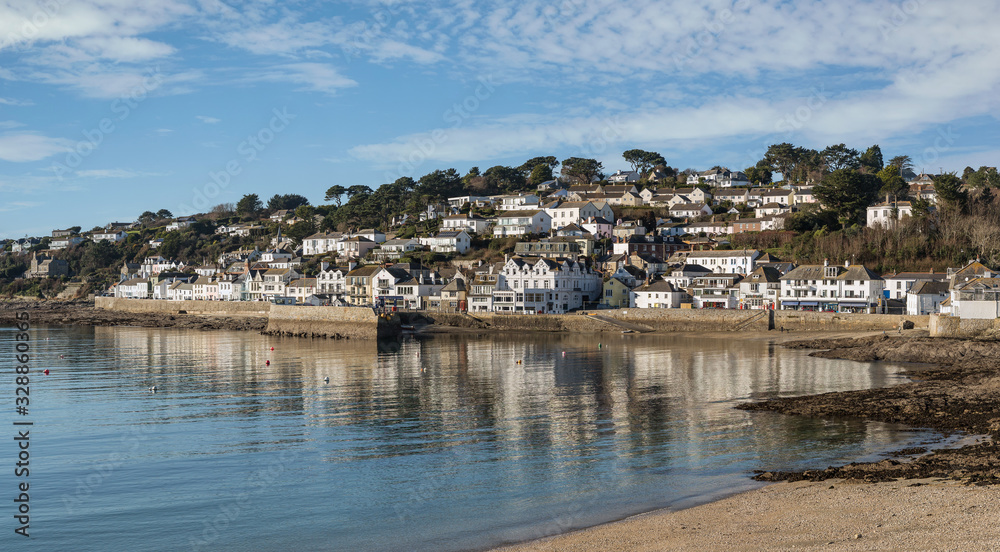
[632,277,685,308]
[779,260,885,312]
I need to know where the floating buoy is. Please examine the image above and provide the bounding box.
[59,355,65,359]
[516,360,522,364]
[562,351,566,357]
[265,360,270,366]
[43,369,50,375]
[270,347,274,351]
[149,385,157,392]
[323,376,330,383]
[598,343,602,349]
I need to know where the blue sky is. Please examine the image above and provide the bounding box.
[2,0,999,239]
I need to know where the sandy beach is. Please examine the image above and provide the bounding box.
[495,478,1000,551]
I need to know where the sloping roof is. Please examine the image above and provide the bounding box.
[884,272,946,281]
[635,278,678,293]
[686,249,759,258]
[346,265,381,277]
[745,266,782,283]
[909,280,950,295]
[441,279,466,292]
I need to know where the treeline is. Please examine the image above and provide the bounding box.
[731,186,1000,272]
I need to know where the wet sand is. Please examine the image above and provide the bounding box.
[494,478,1000,551]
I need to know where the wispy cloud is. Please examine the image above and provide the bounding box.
[0,133,73,162]
[196,115,221,124]
[75,169,165,179]
[250,62,358,94]
[0,121,25,130]
[0,97,33,106]
[0,201,42,213]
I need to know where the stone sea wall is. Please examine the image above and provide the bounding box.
[95,298,929,337]
[95,296,270,315]
[419,309,928,333]
[928,314,1000,338]
[265,305,395,339]
[95,297,390,339]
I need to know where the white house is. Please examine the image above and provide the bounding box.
[907,280,949,315]
[779,261,885,312]
[114,278,151,299]
[442,213,491,234]
[755,203,792,218]
[447,195,494,209]
[493,210,552,237]
[420,230,471,254]
[687,169,748,187]
[497,194,541,211]
[491,257,601,313]
[166,216,196,232]
[92,230,127,243]
[683,249,760,275]
[669,203,712,218]
[761,189,794,206]
[50,236,84,250]
[867,200,914,228]
[632,278,685,308]
[316,264,348,296]
[738,266,782,309]
[544,200,614,230]
[302,232,344,256]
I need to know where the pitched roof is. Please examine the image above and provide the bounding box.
[635,278,678,293]
[910,280,949,295]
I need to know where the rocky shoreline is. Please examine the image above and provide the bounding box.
[0,299,267,332]
[741,334,1000,485]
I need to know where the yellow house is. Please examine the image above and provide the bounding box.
[601,276,634,308]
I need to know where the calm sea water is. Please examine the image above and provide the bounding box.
[0,325,946,551]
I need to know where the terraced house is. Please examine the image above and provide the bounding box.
[493,257,601,314]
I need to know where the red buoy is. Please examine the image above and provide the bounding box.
[43,369,50,375]
[265,360,270,366]
[270,347,274,351]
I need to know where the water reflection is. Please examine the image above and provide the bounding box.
[9,326,939,552]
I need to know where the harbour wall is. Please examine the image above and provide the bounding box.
[95,298,928,337]
[929,314,1000,338]
[416,310,929,333]
[95,297,392,339]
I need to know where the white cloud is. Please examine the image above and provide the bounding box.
[75,169,163,178]
[0,133,73,162]
[0,121,24,129]
[0,201,42,213]
[196,115,221,124]
[75,36,176,62]
[0,97,33,106]
[250,63,358,94]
